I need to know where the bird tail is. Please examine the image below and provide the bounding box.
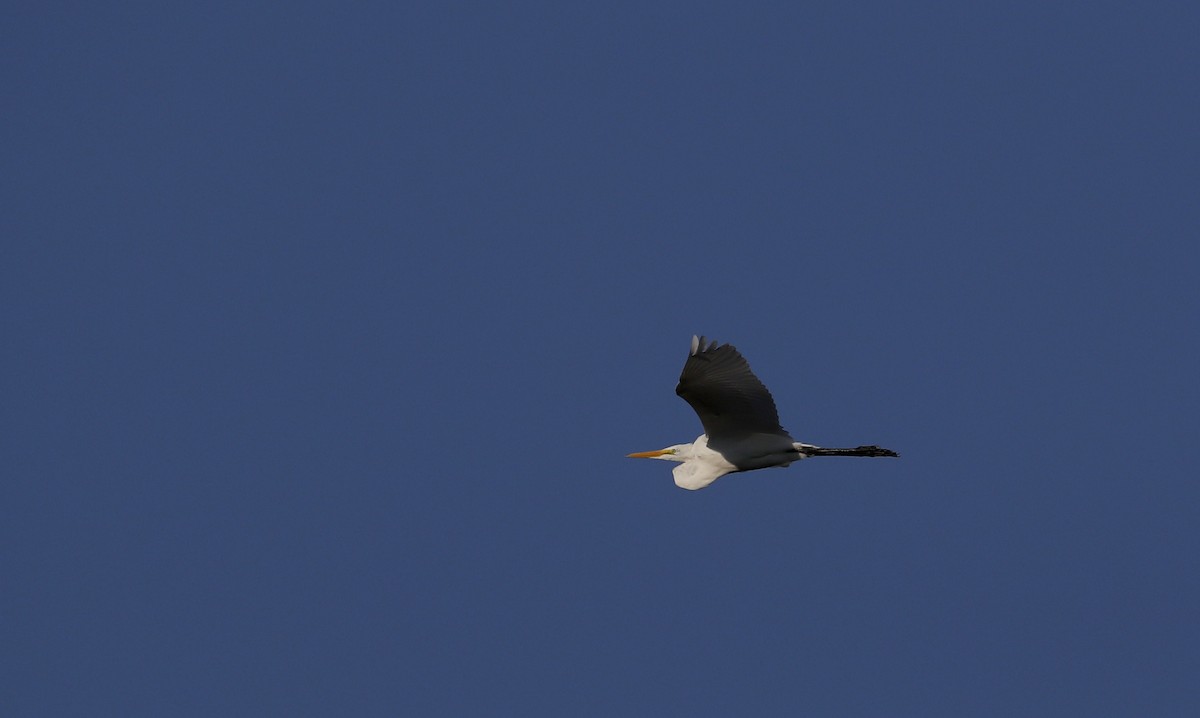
[795,444,899,458]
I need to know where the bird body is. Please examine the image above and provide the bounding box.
[628,336,897,490]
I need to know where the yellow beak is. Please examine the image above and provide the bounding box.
[626,449,674,458]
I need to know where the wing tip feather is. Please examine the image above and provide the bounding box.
[690,335,719,356]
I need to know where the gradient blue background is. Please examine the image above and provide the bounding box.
[5,2,1198,715]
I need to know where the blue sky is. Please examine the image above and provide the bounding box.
[5,2,1198,715]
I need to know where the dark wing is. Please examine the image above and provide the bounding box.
[675,336,789,442]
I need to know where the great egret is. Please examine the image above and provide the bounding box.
[628,335,898,490]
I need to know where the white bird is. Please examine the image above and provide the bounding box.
[628,335,898,490]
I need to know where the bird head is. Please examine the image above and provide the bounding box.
[626,445,690,462]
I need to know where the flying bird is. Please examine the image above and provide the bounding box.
[628,335,898,490]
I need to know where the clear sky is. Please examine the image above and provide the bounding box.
[6,2,1198,716]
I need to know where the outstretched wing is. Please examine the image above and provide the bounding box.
[675,336,789,442]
